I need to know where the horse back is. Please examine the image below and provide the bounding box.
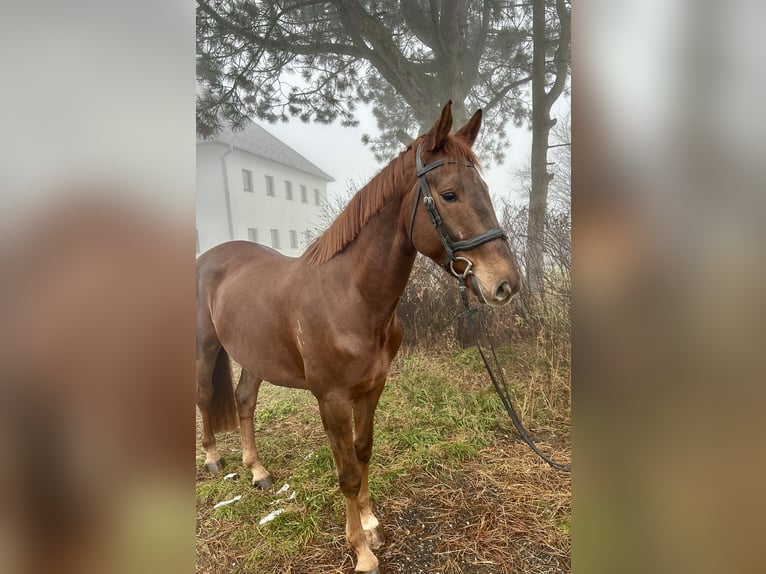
[197,240,289,297]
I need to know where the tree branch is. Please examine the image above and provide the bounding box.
[400,0,437,48]
[459,0,493,92]
[483,75,532,112]
[198,0,364,60]
[335,0,434,121]
[544,0,571,109]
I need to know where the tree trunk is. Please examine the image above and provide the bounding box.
[526,0,570,297]
[526,0,551,296]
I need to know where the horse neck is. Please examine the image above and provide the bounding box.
[343,187,417,310]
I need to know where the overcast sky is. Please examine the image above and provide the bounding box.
[262,101,540,206]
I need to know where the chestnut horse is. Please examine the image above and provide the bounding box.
[196,101,520,573]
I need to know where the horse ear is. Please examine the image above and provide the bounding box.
[455,109,483,147]
[424,100,453,151]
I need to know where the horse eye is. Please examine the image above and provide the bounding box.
[441,191,458,202]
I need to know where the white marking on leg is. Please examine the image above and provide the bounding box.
[361,513,379,531]
[204,446,220,465]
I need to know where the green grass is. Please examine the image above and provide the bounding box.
[371,353,505,483]
[255,397,298,425]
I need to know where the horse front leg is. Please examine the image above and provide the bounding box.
[235,369,273,488]
[318,395,380,574]
[354,384,386,550]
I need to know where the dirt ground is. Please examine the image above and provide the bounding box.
[286,439,570,574]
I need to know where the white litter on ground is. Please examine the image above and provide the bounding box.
[271,484,297,505]
[258,508,284,525]
[276,483,290,494]
[213,495,242,509]
[223,472,239,481]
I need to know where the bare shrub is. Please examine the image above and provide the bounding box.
[397,254,465,347]
[399,199,570,344]
[496,199,571,387]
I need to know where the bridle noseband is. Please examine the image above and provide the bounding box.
[407,144,507,306]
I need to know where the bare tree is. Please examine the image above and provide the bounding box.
[526,0,570,295]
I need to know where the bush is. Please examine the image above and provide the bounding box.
[399,201,570,343]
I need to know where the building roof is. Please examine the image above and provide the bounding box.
[200,122,334,182]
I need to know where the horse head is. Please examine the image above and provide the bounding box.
[407,101,521,306]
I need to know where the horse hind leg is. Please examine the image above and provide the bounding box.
[197,348,221,473]
[235,369,273,488]
[197,346,238,473]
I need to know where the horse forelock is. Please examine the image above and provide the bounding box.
[304,133,480,265]
[440,134,480,168]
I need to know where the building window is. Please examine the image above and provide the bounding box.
[300,185,308,203]
[242,169,253,192]
[196,229,200,254]
[248,228,258,243]
[265,175,275,197]
[270,229,280,249]
[289,230,298,249]
[314,188,321,205]
[285,180,293,200]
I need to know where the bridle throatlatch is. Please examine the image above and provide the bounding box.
[408,144,571,473]
[408,144,507,308]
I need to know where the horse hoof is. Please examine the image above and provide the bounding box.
[252,474,274,489]
[205,459,223,473]
[365,526,386,550]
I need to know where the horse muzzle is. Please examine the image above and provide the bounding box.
[470,270,520,307]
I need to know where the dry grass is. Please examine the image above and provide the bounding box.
[196,345,570,573]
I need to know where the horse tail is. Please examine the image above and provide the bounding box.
[210,348,238,433]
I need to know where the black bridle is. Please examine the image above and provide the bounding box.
[408,144,507,305]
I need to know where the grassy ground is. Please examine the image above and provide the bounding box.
[196,343,570,573]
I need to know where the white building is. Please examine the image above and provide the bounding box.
[196,122,334,256]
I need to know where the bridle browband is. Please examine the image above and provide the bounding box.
[407,144,507,303]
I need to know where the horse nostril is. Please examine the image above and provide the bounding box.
[495,281,512,301]
[494,278,520,301]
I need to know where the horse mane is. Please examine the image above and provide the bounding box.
[303,133,480,265]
